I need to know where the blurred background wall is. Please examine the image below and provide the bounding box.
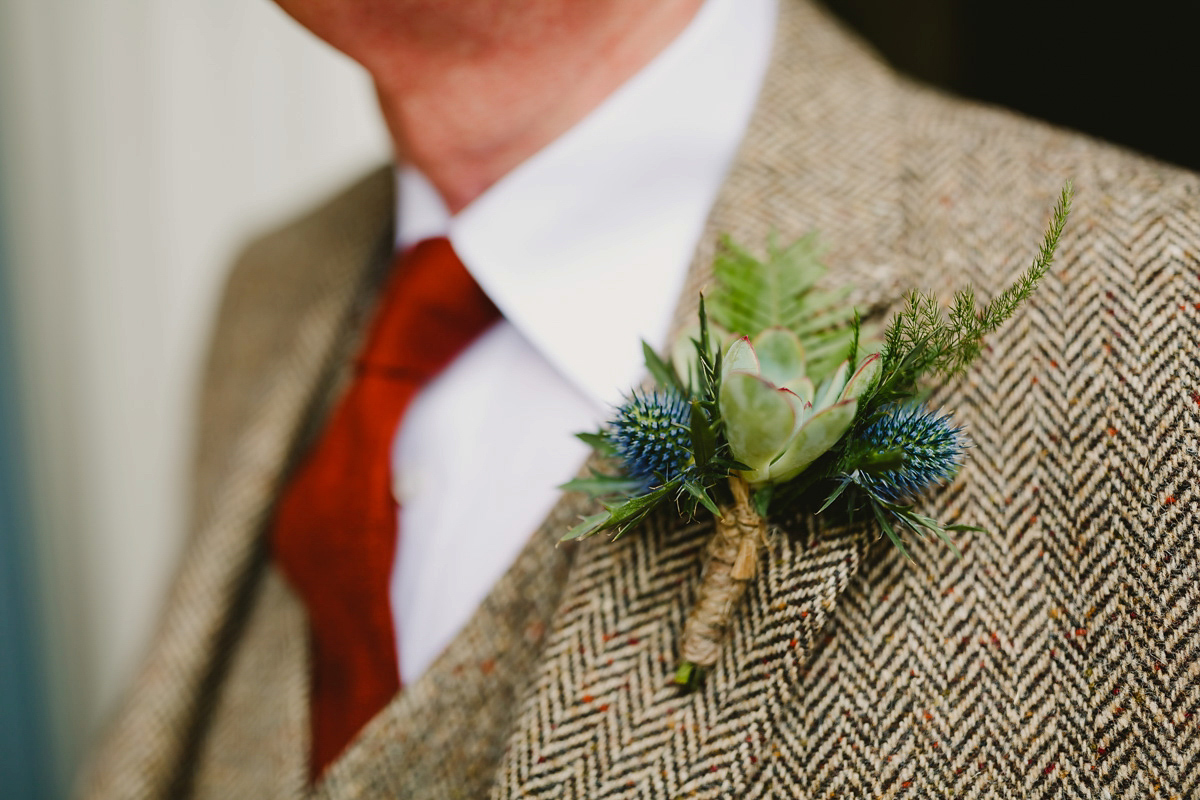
[0,0,1195,796]
[0,1,387,794]
[0,174,54,800]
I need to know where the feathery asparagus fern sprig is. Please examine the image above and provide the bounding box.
[862,182,1073,412]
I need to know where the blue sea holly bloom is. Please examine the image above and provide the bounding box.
[855,404,968,502]
[608,389,694,488]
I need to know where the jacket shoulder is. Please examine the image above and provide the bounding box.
[893,76,1200,282]
[191,165,394,511]
[898,78,1200,481]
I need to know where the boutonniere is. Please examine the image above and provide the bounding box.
[563,184,1073,688]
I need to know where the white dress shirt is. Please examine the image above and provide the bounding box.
[389,0,777,684]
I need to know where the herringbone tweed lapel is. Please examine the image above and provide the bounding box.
[79,168,397,799]
[492,1,1200,798]
[310,485,586,799]
[491,2,904,796]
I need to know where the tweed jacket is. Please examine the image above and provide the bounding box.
[81,1,1200,797]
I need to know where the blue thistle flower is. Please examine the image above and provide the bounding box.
[608,389,694,488]
[854,404,968,502]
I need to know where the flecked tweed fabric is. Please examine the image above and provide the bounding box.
[79,0,1200,798]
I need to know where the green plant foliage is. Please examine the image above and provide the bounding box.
[561,301,738,541]
[563,183,1073,563]
[865,183,1073,412]
[692,297,722,413]
[814,182,1073,558]
[706,233,857,384]
[559,471,645,497]
[642,341,683,394]
[574,431,615,456]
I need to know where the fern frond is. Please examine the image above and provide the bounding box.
[706,232,857,383]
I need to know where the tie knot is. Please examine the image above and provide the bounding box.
[357,236,501,378]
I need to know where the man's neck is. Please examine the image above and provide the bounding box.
[356,1,703,212]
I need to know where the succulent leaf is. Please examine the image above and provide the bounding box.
[719,371,798,477]
[840,352,881,402]
[750,327,806,387]
[812,360,849,408]
[719,334,878,487]
[769,398,858,482]
[723,336,759,375]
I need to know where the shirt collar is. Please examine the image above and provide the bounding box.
[396,0,777,406]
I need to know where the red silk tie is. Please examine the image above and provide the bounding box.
[271,237,500,778]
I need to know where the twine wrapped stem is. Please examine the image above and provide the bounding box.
[675,474,767,686]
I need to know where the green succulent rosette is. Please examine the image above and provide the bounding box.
[720,332,879,486]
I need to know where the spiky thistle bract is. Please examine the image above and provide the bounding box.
[609,389,694,489]
[848,404,968,502]
[559,301,730,542]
